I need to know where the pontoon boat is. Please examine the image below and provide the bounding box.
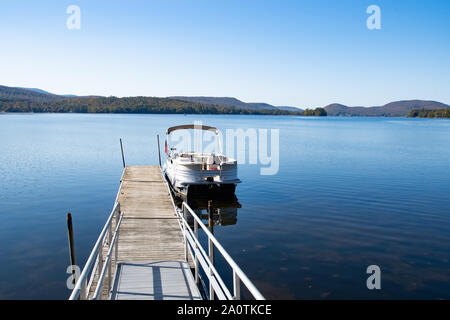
[163,124,241,199]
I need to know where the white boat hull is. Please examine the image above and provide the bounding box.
[164,156,240,198]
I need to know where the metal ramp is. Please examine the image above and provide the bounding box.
[110,261,202,300]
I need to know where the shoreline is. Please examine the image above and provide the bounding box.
[2,111,450,119]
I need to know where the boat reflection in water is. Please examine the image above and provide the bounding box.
[188,198,240,227]
[173,191,241,227]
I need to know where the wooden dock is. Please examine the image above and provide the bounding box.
[87,165,201,300]
[70,162,264,301]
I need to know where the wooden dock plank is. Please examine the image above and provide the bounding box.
[117,166,184,264]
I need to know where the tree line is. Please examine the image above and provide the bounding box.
[0,96,302,116]
[408,108,450,118]
[302,108,327,116]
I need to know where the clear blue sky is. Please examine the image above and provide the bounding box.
[0,0,449,107]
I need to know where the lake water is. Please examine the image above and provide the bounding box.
[1,113,450,299]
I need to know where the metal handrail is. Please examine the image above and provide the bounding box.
[92,212,124,300]
[69,202,122,300]
[183,218,233,299]
[179,202,265,300]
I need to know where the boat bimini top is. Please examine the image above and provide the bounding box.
[165,124,223,155]
[166,124,219,135]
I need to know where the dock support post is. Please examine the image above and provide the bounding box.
[183,204,188,262]
[233,271,241,300]
[208,200,215,300]
[157,134,162,168]
[208,237,215,300]
[67,213,77,287]
[120,138,126,168]
[194,219,199,285]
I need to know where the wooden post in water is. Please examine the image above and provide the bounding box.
[67,213,77,286]
[120,138,126,168]
[157,134,162,168]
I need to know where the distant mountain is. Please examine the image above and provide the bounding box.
[325,100,450,117]
[2,85,448,117]
[171,96,303,112]
[0,96,299,115]
[19,87,81,97]
[19,88,86,98]
[0,86,102,102]
[18,87,56,96]
[277,106,303,112]
[0,86,299,115]
[21,88,80,98]
[0,85,64,102]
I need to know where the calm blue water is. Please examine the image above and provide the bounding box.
[1,113,450,299]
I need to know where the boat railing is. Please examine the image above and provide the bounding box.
[68,202,123,300]
[179,202,265,300]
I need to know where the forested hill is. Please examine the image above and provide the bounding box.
[324,100,449,117]
[0,85,64,102]
[2,85,449,117]
[0,95,301,115]
[171,96,303,112]
[408,108,450,118]
[0,85,301,115]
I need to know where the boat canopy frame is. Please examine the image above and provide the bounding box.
[166,124,219,135]
[165,124,223,155]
